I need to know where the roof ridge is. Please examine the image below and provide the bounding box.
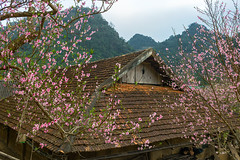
[89,48,153,64]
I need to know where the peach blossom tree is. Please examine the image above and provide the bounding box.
[0,0,139,149]
[0,0,159,153]
[165,0,240,158]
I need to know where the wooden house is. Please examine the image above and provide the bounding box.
[0,48,235,160]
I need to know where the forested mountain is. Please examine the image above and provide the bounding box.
[61,8,134,61]
[83,13,134,61]
[15,7,133,64]
[8,9,206,64]
[155,23,209,56]
[128,34,157,50]
[128,23,208,57]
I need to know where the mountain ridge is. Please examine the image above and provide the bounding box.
[127,23,207,54]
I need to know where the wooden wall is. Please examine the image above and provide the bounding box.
[121,62,162,85]
[0,123,49,160]
[0,123,230,160]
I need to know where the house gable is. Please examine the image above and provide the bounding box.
[118,49,172,86]
[93,48,172,92]
[121,61,163,85]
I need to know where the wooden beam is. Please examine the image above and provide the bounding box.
[0,151,19,160]
[81,142,193,160]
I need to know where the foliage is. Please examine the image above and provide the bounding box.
[164,0,240,158]
[17,7,133,64]
[0,0,157,155]
[0,0,145,151]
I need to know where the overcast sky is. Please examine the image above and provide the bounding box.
[103,0,206,42]
[64,0,235,42]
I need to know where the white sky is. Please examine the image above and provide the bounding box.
[62,0,235,42]
[103,0,206,42]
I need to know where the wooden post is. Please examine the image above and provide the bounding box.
[21,143,26,160]
[7,126,10,146]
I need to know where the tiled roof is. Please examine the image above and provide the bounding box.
[0,81,14,100]
[1,83,238,153]
[0,84,185,153]
[72,84,185,152]
[64,49,148,94]
[0,49,158,153]
[0,48,239,154]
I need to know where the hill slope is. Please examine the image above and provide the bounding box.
[83,13,134,61]
[128,23,208,56]
[128,34,157,51]
[155,23,208,56]
[16,7,134,64]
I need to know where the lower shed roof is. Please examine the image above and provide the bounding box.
[0,83,239,154]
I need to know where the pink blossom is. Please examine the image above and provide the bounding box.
[46,88,51,93]
[68,108,74,115]
[229,86,236,89]
[17,58,22,65]
[39,143,47,149]
[25,57,30,63]
[158,115,163,119]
